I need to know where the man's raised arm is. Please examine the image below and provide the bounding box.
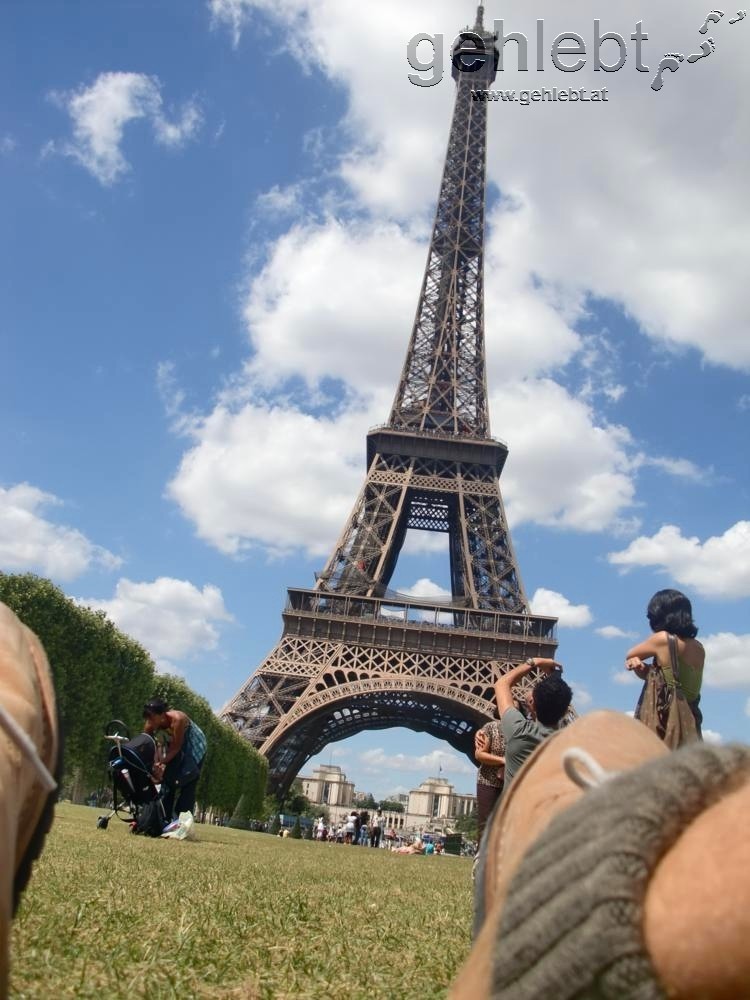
[493,657,562,716]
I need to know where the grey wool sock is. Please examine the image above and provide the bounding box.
[491,742,750,1000]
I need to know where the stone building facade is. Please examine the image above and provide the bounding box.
[300,765,354,815]
[299,765,475,836]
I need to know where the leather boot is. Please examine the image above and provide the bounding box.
[452,711,666,998]
[0,602,60,998]
[451,711,750,999]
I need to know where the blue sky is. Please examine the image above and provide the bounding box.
[3,0,748,800]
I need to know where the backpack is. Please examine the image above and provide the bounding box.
[134,799,166,837]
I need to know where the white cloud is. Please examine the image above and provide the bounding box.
[491,381,638,532]
[703,632,750,688]
[359,746,474,778]
[597,625,637,640]
[395,578,453,623]
[78,577,233,665]
[612,670,640,686]
[636,456,705,482]
[49,72,201,185]
[401,530,449,556]
[153,659,185,678]
[0,135,16,155]
[608,522,750,599]
[571,683,593,710]
[152,100,203,148]
[702,729,723,746]
[530,588,593,628]
[156,360,189,428]
[398,578,451,601]
[256,183,303,216]
[0,483,121,581]
[241,219,427,392]
[241,215,583,397]
[208,0,252,47]
[167,400,370,557]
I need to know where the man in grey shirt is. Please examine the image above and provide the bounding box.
[472,656,572,936]
[494,656,572,787]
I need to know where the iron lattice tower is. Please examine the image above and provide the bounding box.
[221,7,558,796]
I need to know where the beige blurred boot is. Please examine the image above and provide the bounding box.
[450,713,750,1000]
[451,711,750,999]
[0,602,60,999]
[452,711,666,999]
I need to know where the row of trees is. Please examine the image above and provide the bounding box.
[353,792,405,813]
[0,572,267,817]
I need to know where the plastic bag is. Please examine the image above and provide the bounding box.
[161,811,196,840]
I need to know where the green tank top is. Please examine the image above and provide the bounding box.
[662,640,703,703]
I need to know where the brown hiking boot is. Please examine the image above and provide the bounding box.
[451,711,750,999]
[0,602,60,998]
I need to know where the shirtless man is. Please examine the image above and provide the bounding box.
[142,699,207,819]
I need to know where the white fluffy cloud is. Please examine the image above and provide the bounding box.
[530,588,593,628]
[571,684,593,710]
[79,577,233,664]
[255,183,304,216]
[491,380,637,531]
[612,670,640,686]
[597,625,637,640]
[360,746,474,777]
[0,483,121,581]
[242,219,427,392]
[49,72,202,185]
[398,578,451,601]
[167,401,370,557]
[703,632,750,688]
[608,522,750,599]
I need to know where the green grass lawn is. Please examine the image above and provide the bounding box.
[10,805,473,999]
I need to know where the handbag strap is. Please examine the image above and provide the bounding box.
[667,633,682,692]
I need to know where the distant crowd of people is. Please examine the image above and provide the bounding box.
[309,808,434,850]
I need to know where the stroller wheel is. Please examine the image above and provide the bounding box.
[104,718,130,740]
[97,816,109,829]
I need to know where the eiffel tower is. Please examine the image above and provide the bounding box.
[221,6,558,796]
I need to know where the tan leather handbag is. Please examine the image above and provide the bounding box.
[635,634,700,748]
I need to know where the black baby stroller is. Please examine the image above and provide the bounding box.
[96,719,167,836]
